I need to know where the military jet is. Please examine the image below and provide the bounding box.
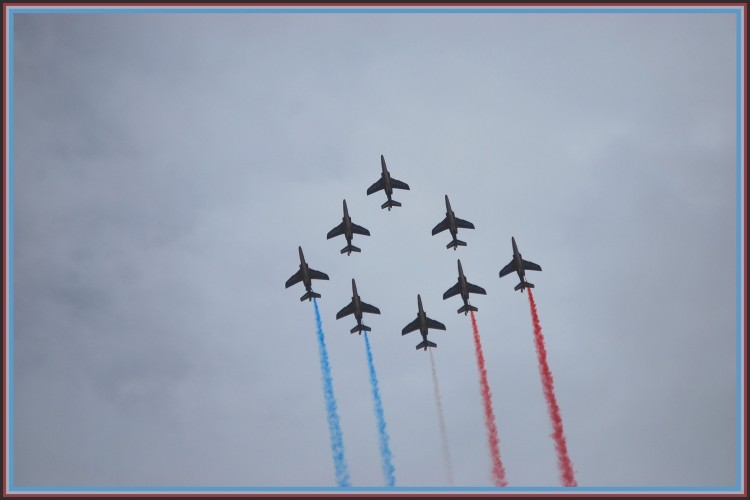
[431,195,475,250]
[366,155,410,210]
[336,279,381,334]
[285,246,330,301]
[498,236,542,292]
[327,199,371,255]
[402,294,446,350]
[443,259,487,315]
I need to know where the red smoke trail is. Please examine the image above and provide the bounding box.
[469,311,508,487]
[527,289,577,487]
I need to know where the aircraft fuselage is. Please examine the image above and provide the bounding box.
[458,261,469,303]
[512,237,525,281]
[351,280,363,324]
[298,247,312,290]
[445,196,458,237]
[342,200,354,241]
[416,295,428,336]
[381,157,393,199]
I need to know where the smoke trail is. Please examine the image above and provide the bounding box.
[526,289,577,487]
[469,311,508,487]
[312,298,351,487]
[429,349,455,486]
[364,332,396,487]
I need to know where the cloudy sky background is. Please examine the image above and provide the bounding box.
[7,6,744,494]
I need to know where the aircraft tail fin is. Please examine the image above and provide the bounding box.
[416,340,437,351]
[447,239,467,250]
[350,324,371,334]
[341,244,361,255]
[514,281,534,292]
[381,200,402,210]
[300,290,322,301]
[457,304,478,315]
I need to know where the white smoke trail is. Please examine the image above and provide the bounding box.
[429,349,455,486]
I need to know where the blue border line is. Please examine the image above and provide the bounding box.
[8,485,743,493]
[5,7,744,15]
[4,4,745,495]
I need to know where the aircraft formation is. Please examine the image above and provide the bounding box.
[285,155,542,350]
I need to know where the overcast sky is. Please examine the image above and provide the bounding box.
[7,5,744,495]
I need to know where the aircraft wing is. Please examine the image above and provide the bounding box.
[402,317,421,335]
[351,223,371,236]
[327,222,345,239]
[432,217,450,235]
[522,259,542,272]
[466,283,487,295]
[360,301,381,315]
[498,260,516,278]
[390,178,410,190]
[285,270,303,288]
[336,302,355,319]
[443,282,461,300]
[308,268,330,281]
[367,178,385,195]
[454,217,475,230]
[426,317,446,331]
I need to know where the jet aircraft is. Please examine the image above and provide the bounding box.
[498,236,542,292]
[431,195,475,250]
[327,199,371,255]
[443,259,487,315]
[366,155,410,210]
[285,246,330,301]
[402,294,446,350]
[336,279,381,334]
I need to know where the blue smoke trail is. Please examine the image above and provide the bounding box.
[313,298,351,487]
[364,332,396,487]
